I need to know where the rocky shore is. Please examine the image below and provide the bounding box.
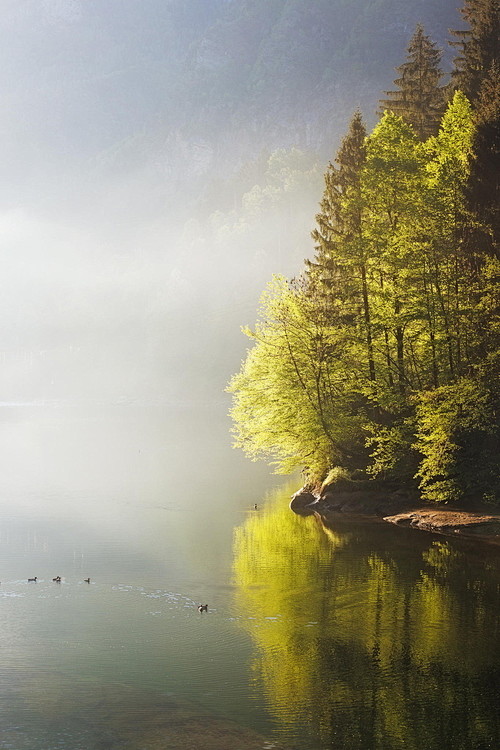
[290,481,500,544]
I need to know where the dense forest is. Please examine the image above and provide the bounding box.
[228,0,500,505]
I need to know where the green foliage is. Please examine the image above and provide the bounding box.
[320,466,351,492]
[426,91,474,172]
[227,276,367,481]
[365,419,419,481]
[415,378,500,502]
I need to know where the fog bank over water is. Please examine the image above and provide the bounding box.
[0,0,460,404]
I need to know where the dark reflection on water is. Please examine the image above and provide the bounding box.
[233,486,500,750]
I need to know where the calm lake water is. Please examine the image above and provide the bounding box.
[1,405,500,749]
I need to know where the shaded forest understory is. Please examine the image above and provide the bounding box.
[229,0,500,506]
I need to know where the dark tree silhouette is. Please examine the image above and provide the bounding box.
[380,24,446,140]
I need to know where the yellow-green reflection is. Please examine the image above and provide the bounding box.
[233,484,500,750]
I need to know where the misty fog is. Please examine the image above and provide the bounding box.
[0,0,460,405]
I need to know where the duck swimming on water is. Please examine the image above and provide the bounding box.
[198,604,208,613]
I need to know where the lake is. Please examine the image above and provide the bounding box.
[0,404,499,749]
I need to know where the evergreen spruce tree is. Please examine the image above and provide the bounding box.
[308,112,366,289]
[466,63,500,257]
[307,112,376,382]
[380,24,446,140]
[451,0,500,103]
[451,1,500,261]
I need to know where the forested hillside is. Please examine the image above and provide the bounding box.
[229,0,500,505]
[159,0,461,191]
[173,0,460,168]
[61,0,461,203]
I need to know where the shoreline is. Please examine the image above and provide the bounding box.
[290,484,500,545]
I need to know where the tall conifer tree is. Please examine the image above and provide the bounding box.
[451,1,500,260]
[463,64,500,260]
[307,112,375,382]
[380,24,445,140]
[451,0,500,103]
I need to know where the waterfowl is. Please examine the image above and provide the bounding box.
[52,576,61,582]
[198,604,208,613]
[28,577,37,582]
[83,578,90,583]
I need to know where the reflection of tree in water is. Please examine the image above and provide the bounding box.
[232,485,500,749]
